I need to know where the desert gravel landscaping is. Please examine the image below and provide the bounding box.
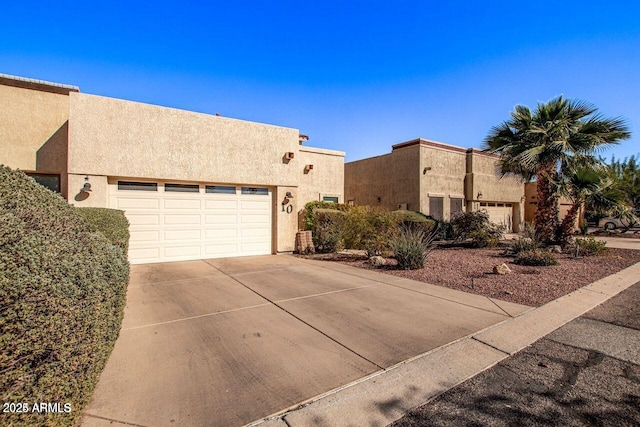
[330,246,640,307]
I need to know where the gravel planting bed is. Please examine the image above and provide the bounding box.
[329,246,640,307]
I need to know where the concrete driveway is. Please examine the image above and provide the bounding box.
[82,255,529,427]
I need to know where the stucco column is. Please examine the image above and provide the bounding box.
[275,186,298,253]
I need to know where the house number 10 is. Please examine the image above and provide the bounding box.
[282,204,293,214]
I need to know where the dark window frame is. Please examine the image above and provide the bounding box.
[117,181,158,191]
[164,183,200,193]
[206,185,237,194]
[27,172,61,193]
[241,187,269,195]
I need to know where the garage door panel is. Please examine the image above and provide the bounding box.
[129,246,161,262]
[240,242,271,254]
[205,243,239,255]
[116,198,160,210]
[240,200,270,210]
[241,214,270,224]
[130,230,161,243]
[204,200,237,210]
[111,181,272,263]
[205,228,238,239]
[164,229,201,241]
[128,214,161,226]
[164,214,201,225]
[240,227,270,238]
[164,245,201,258]
[164,199,201,210]
[205,214,238,225]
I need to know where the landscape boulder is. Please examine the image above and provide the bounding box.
[493,263,512,275]
[369,255,386,267]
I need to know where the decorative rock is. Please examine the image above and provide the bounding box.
[549,245,562,253]
[368,256,386,267]
[493,263,511,275]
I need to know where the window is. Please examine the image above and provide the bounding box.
[480,202,487,207]
[323,196,339,203]
[27,173,60,193]
[118,181,158,191]
[165,183,199,193]
[347,200,355,206]
[241,187,268,195]
[450,198,463,216]
[429,197,444,220]
[206,185,236,194]
[497,203,505,207]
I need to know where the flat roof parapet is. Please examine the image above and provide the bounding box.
[0,73,79,95]
[392,138,467,153]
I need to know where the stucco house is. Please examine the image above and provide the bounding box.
[344,138,524,232]
[0,73,344,264]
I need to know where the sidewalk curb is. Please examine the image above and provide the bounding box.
[247,261,640,427]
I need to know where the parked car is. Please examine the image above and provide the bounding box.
[598,217,639,230]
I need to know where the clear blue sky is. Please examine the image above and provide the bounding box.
[2,1,639,162]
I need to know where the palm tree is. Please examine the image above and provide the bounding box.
[484,96,630,243]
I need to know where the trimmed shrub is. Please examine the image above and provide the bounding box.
[342,206,399,256]
[392,210,436,231]
[514,249,559,266]
[312,208,347,253]
[451,211,503,248]
[0,166,130,427]
[303,200,351,233]
[77,207,130,252]
[391,225,438,270]
[573,236,609,256]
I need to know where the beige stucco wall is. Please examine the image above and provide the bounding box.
[275,186,298,252]
[344,145,420,211]
[67,92,346,253]
[67,174,108,207]
[465,151,523,203]
[297,146,345,207]
[68,92,301,185]
[0,83,70,197]
[419,144,466,218]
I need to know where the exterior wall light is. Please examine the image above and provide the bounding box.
[285,191,293,198]
[477,191,483,199]
[81,176,92,193]
[423,167,432,174]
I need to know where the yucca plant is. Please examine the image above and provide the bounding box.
[391,224,438,270]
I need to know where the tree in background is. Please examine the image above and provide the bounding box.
[485,96,630,243]
[556,163,630,245]
[607,155,640,213]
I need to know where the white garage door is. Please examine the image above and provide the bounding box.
[110,180,272,264]
[479,202,513,232]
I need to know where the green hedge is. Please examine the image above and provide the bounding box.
[0,166,130,427]
[77,207,130,252]
[312,208,348,253]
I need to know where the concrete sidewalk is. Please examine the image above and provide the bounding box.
[391,281,640,426]
[251,260,640,427]
[594,235,640,250]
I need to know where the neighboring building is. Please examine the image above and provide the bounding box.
[524,182,581,228]
[0,73,344,264]
[344,138,524,231]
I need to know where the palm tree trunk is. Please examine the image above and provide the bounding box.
[557,203,580,246]
[534,165,560,244]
